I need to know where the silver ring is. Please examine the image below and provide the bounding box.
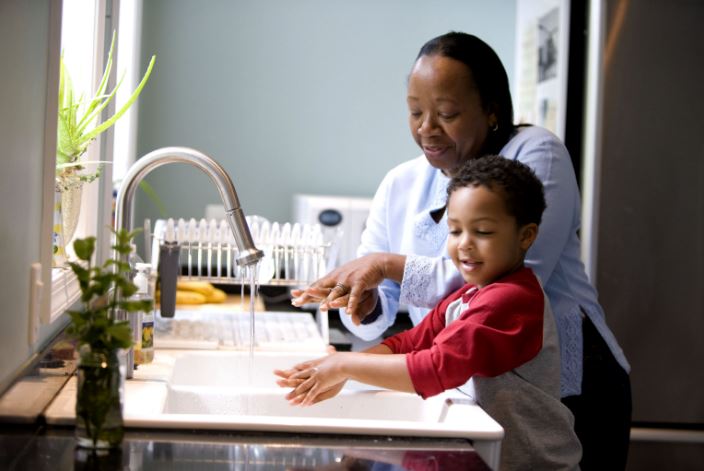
[333,282,349,294]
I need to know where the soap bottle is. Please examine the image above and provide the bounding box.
[128,243,143,279]
[132,263,155,365]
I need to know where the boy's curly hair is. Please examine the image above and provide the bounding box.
[447,155,546,226]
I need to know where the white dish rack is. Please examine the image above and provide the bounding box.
[148,217,340,287]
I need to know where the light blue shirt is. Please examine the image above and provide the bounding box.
[339,126,629,397]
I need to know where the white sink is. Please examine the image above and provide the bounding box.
[167,351,318,388]
[45,349,504,469]
[164,387,446,420]
[165,351,446,420]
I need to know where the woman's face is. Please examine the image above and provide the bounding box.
[407,55,493,176]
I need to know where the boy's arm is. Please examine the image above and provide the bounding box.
[339,351,414,392]
[407,281,545,399]
[382,287,465,353]
[276,290,466,406]
[276,349,414,407]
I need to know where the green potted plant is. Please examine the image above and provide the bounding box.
[66,229,153,449]
[53,32,156,264]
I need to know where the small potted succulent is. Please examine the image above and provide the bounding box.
[66,229,152,449]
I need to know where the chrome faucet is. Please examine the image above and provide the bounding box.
[114,146,264,377]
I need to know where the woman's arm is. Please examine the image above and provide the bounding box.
[291,170,409,338]
[303,252,406,318]
[513,130,580,284]
[399,254,464,309]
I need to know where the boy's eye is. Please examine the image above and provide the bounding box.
[448,229,461,236]
[475,230,493,236]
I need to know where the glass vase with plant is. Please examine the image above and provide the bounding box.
[66,229,153,449]
[53,32,155,265]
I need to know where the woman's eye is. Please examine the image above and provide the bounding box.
[439,112,459,120]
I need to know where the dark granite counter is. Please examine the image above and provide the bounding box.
[2,425,489,470]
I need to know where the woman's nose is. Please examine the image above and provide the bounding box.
[417,115,440,136]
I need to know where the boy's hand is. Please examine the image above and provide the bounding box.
[274,354,347,406]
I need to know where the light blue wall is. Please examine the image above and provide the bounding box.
[135,0,516,224]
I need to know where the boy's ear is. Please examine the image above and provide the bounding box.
[519,223,539,251]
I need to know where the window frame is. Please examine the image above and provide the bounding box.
[47,0,117,324]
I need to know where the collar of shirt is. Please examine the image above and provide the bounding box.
[461,286,479,304]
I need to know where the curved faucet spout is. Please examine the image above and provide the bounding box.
[115,146,264,266]
[114,146,263,378]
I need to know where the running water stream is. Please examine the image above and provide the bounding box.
[240,263,260,415]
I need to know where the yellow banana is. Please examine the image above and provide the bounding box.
[205,287,227,304]
[174,290,207,305]
[176,280,215,296]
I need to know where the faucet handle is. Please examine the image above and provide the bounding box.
[157,239,181,318]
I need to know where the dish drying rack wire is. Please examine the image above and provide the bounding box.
[147,217,342,287]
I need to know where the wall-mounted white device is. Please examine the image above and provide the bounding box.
[292,194,373,269]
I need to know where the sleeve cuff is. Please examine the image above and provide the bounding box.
[361,297,383,325]
[338,289,391,341]
[400,254,436,307]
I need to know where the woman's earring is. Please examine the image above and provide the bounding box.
[491,122,499,132]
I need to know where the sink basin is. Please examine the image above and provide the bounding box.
[45,349,504,469]
[164,388,445,420]
[164,351,445,420]
[168,351,320,388]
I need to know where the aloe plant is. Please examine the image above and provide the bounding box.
[56,31,156,190]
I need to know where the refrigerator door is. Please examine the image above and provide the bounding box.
[591,0,704,425]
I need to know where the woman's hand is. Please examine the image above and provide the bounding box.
[274,354,348,406]
[290,253,405,324]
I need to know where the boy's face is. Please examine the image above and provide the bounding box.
[447,185,537,288]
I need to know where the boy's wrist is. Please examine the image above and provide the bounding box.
[336,352,354,380]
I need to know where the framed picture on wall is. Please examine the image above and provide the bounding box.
[513,0,571,140]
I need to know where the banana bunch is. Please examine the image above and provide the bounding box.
[157,281,227,305]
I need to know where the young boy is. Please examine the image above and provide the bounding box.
[275,155,582,470]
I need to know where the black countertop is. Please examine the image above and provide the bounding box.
[2,424,489,470]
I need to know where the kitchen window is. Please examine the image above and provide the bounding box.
[49,0,142,323]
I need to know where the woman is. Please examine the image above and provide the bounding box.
[292,32,631,470]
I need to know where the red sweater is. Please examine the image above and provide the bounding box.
[382,267,544,399]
